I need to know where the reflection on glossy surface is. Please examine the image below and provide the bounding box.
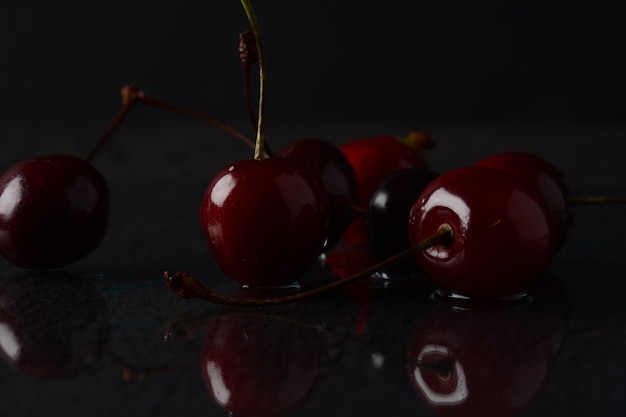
[0,271,110,379]
[324,242,378,335]
[201,313,330,417]
[407,277,567,417]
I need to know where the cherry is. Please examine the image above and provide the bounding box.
[474,151,572,250]
[368,168,439,275]
[0,271,110,379]
[408,166,556,300]
[407,278,567,417]
[200,1,330,288]
[339,135,429,243]
[0,85,138,269]
[134,90,359,251]
[277,138,359,249]
[201,313,328,417]
[201,158,330,288]
[0,155,109,269]
[127,89,358,252]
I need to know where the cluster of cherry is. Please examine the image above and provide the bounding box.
[163,0,620,306]
[173,132,576,305]
[0,0,621,308]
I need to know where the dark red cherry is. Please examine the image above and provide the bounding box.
[368,168,440,275]
[408,166,556,300]
[0,271,110,379]
[277,138,358,249]
[475,152,572,250]
[407,281,566,417]
[0,154,110,269]
[201,314,328,417]
[200,157,330,288]
[339,135,429,243]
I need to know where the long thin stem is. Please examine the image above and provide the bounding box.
[240,0,267,160]
[134,90,257,151]
[163,225,453,307]
[84,85,138,161]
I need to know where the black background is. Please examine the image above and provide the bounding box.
[1,0,625,127]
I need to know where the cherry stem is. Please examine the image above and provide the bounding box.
[239,30,259,130]
[240,0,267,160]
[567,196,626,205]
[132,87,259,153]
[334,197,368,217]
[163,224,454,307]
[84,85,138,162]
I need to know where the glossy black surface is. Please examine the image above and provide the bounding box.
[0,120,625,416]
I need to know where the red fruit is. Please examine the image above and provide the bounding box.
[475,152,572,250]
[0,154,110,269]
[200,158,330,288]
[277,138,358,249]
[339,135,428,243]
[201,314,328,417]
[408,166,556,299]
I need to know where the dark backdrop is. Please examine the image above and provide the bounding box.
[1,0,625,127]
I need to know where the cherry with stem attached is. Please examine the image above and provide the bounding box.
[0,86,135,269]
[195,0,331,289]
[124,84,362,249]
[475,151,626,251]
[409,165,557,301]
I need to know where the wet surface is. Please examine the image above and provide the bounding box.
[1,121,625,416]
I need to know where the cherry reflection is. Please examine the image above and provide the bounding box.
[201,313,330,417]
[0,271,110,379]
[324,241,380,335]
[407,277,567,417]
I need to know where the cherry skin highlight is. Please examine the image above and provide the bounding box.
[277,138,358,249]
[368,168,440,275]
[340,135,428,243]
[200,157,330,288]
[408,166,556,300]
[0,154,110,269]
[474,152,572,250]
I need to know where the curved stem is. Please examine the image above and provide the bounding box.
[84,85,138,161]
[333,197,368,217]
[163,225,453,307]
[567,196,626,205]
[134,89,258,152]
[240,0,267,160]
